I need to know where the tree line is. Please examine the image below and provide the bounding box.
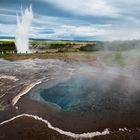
[0,42,17,54]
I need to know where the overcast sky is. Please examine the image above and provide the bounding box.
[0,0,140,41]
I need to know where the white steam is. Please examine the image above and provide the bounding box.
[15,5,33,53]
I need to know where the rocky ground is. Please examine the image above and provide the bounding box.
[0,58,140,140]
[0,59,76,111]
[0,117,140,140]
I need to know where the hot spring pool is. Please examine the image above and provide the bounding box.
[28,66,140,133]
[30,70,135,113]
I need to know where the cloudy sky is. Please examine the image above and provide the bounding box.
[0,0,140,41]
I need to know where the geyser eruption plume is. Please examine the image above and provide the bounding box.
[15,5,33,53]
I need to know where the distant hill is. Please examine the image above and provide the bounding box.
[0,36,15,40]
[0,36,96,42]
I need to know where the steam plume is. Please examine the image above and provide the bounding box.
[15,5,33,53]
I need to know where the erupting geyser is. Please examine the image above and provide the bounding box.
[15,5,33,53]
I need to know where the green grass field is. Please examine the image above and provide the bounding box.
[0,51,139,68]
[0,39,140,67]
[0,52,94,61]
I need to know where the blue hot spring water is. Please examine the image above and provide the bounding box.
[30,74,130,112]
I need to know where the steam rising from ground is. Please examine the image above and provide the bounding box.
[15,6,33,53]
[30,61,140,113]
[0,51,140,135]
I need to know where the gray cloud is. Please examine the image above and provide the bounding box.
[0,0,140,40]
